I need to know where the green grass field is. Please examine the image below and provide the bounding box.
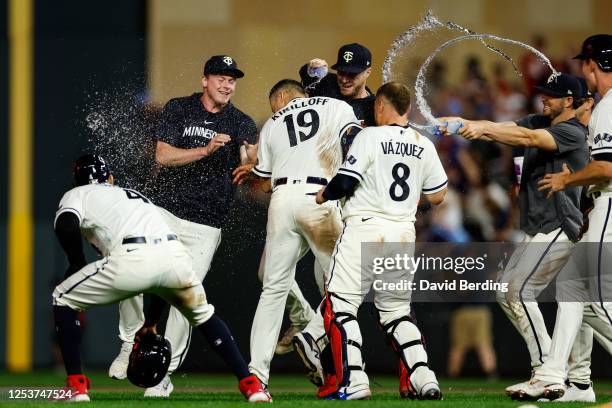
[0,371,610,407]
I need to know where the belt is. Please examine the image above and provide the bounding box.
[122,234,178,245]
[273,176,328,188]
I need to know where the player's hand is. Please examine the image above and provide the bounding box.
[232,163,256,184]
[538,163,571,198]
[458,121,486,140]
[308,59,329,79]
[202,134,231,157]
[135,324,157,342]
[240,141,258,165]
[437,117,464,137]
[315,187,327,204]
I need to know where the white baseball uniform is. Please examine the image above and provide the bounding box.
[248,96,361,384]
[326,124,447,393]
[115,207,221,372]
[52,184,214,327]
[535,88,612,385]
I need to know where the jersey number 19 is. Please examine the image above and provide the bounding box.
[283,109,320,147]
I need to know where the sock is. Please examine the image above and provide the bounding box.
[321,344,335,375]
[53,306,83,375]
[197,314,250,380]
[570,382,590,390]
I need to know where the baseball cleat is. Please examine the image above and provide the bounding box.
[292,332,324,386]
[275,325,302,355]
[239,375,272,403]
[512,379,565,401]
[61,374,90,402]
[553,382,595,402]
[108,341,133,380]
[317,374,338,399]
[330,383,372,400]
[419,382,442,400]
[504,376,533,398]
[143,374,173,398]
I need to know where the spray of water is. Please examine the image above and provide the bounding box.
[415,33,559,125]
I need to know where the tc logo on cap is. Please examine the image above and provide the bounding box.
[343,51,354,63]
[223,56,233,66]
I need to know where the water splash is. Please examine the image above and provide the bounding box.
[415,33,559,125]
[382,11,559,127]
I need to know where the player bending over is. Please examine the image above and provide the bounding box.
[52,154,270,402]
[315,82,447,400]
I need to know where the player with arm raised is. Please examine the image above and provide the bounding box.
[52,154,269,402]
[316,82,447,400]
[234,79,361,391]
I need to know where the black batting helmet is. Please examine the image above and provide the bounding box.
[127,334,172,388]
[573,34,612,73]
[73,154,112,186]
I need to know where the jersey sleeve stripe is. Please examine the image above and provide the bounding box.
[422,179,448,194]
[54,208,83,227]
[338,122,362,138]
[338,167,364,181]
[252,166,272,178]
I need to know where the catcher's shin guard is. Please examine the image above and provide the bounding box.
[323,294,362,388]
[381,315,432,398]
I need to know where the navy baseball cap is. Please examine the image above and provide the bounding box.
[573,34,612,72]
[331,43,372,74]
[534,73,582,98]
[204,55,244,78]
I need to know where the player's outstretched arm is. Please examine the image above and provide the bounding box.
[538,161,612,197]
[156,134,231,167]
[463,122,557,150]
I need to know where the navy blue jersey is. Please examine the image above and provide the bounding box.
[152,93,257,228]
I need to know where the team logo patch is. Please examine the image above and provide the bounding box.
[223,56,233,66]
[343,51,353,63]
[347,155,357,164]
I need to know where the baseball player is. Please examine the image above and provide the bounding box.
[316,82,447,400]
[300,43,376,127]
[441,73,590,398]
[517,34,612,402]
[108,55,258,397]
[233,79,361,390]
[270,43,378,359]
[52,154,269,402]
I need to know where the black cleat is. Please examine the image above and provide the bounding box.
[420,388,442,400]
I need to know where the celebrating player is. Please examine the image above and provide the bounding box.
[269,43,379,358]
[108,55,258,397]
[521,34,612,402]
[316,82,447,400]
[300,43,376,127]
[441,73,590,399]
[234,79,361,391]
[52,154,270,402]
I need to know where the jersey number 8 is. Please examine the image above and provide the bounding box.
[389,163,410,201]
[283,109,320,147]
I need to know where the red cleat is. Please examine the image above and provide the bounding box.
[317,374,339,399]
[64,374,91,402]
[399,360,417,399]
[239,375,272,403]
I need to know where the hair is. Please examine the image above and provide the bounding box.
[376,82,411,115]
[269,79,306,99]
[572,97,583,110]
